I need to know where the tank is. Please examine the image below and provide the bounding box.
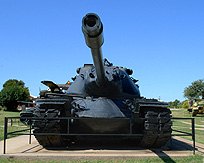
[188,99,204,116]
[20,13,172,148]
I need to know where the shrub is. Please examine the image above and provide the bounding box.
[182,100,189,109]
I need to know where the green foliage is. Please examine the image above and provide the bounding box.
[172,99,181,108]
[169,99,181,108]
[181,100,189,109]
[184,79,204,99]
[168,101,173,108]
[0,79,30,111]
[3,79,25,88]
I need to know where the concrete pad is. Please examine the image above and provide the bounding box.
[0,135,203,161]
[0,135,37,154]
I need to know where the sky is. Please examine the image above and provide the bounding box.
[0,0,203,102]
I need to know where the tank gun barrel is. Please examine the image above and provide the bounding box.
[82,13,107,86]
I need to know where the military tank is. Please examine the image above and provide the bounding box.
[21,13,172,148]
[188,99,204,116]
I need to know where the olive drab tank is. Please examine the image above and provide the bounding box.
[20,13,172,148]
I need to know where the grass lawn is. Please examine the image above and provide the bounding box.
[0,111,29,140]
[0,155,203,163]
[171,109,204,144]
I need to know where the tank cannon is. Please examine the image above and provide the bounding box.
[82,13,106,87]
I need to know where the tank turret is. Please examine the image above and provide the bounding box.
[67,13,140,97]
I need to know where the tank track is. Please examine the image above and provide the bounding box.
[32,98,71,148]
[140,107,172,148]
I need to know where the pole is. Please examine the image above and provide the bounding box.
[192,118,195,155]
[4,117,8,154]
[29,119,32,144]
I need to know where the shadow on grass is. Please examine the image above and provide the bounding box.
[151,150,176,163]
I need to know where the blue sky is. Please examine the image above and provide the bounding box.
[0,0,203,102]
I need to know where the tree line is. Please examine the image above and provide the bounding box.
[169,79,204,109]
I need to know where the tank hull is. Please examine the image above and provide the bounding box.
[28,97,171,148]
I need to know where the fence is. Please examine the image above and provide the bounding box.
[3,117,195,154]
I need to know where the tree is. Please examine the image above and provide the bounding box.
[0,79,30,111]
[184,79,204,99]
[168,101,173,108]
[172,99,181,108]
[3,79,25,88]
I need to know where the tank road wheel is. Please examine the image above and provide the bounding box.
[140,108,172,148]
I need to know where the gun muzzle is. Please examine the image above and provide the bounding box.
[82,13,107,86]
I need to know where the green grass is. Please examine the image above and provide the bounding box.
[0,155,203,163]
[0,111,20,140]
[171,109,204,144]
[0,111,29,140]
[0,111,20,125]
